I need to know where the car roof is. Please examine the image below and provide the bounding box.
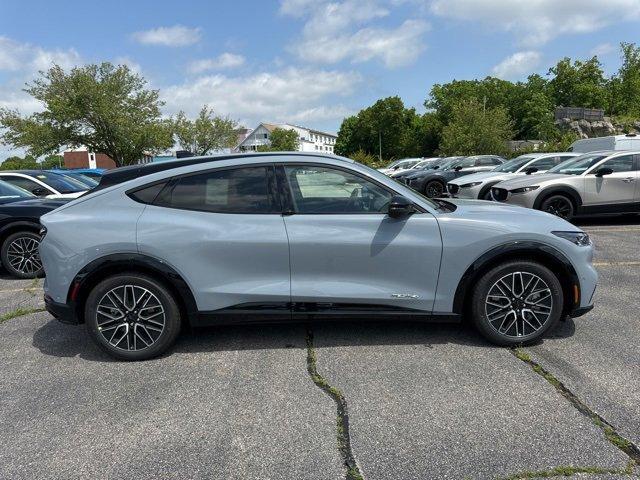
[94,152,354,191]
[0,170,66,175]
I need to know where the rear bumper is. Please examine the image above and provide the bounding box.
[44,294,78,325]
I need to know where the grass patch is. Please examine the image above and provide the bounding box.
[511,348,640,464]
[306,327,363,480]
[0,306,46,324]
[499,462,635,479]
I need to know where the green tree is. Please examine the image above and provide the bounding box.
[334,97,431,160]
[547,57,607,109]
[0,62,173,167]
[39,154,64,169]
[609,42,640,116]
[173,106,238,155]
[0,155,38,170]
[257,128,299,151]
[439,99,514,156]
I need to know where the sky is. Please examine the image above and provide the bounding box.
[1,0,640,160]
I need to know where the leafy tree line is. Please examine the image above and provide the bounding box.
[336,42,640,162]
[0,63,240,167]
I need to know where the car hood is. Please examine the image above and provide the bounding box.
[448,171,514,185]
[493,173,570,190]
[440,198,577,230]
[0,198,68,215]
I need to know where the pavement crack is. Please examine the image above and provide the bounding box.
[306,327,364,480]
[511,348,640,464]
[497,461,636,479]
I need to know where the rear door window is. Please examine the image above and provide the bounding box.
[155,166,278,214]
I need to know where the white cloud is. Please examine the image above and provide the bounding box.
[491,51,542,80]
[590,43,615,57]
[282,0,428,68]
[430,0,640,46]
[162,67,361,127]
[188,53,245,73]
[0,36,81,73]
[132,25,201,47]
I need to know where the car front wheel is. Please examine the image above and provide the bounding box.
[1,231,44,279]
[540,194,575,221]
[424,180,444,198]
[84,274,182,360]
[471,261,563,346]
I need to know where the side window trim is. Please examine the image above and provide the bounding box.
[587,154,635,175]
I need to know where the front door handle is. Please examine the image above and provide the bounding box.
[622,177,635,183]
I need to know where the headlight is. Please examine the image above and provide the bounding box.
[552,231,591,246]
[460,181,482,188]
[510,185,539,194]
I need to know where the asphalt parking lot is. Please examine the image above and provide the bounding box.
[0,217,639,479]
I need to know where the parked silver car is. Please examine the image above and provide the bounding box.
[491,151,640,220]
[447,153,580,200]
[40,153,597,360]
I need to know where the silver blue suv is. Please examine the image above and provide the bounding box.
[39,153,597,360]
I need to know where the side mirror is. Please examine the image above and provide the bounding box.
[594,167,613,177]
[524,167,538,175]
[388,195,415,219]
[454,166,463,171]
[31,187,49,196]
[432,165,440,169]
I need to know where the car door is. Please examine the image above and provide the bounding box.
[582,154,638,208]
[136,164,292,316]
[0,175,54,197]
[278,162,442,314]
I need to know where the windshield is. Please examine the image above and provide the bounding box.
[60,172,99,188]
[33,171,88,193]
[493,156,537,173]
[547,154,608,175]
[0,179,36,204]
[440,157,466,170]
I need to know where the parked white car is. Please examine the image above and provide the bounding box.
[0,171,88,199]
[447,152,580,200]
[570,134,640,153]
[378,158,423,175]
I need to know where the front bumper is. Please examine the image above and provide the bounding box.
[44,294,78,325]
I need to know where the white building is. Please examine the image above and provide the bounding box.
[237,123,337,154]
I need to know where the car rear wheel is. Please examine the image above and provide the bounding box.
[85,274,181,361]
[1,231,44,279]
[471,261,563,346]
[424,180,444,198]
[540,194,575,221]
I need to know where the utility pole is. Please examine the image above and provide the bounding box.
[378,130,382,162]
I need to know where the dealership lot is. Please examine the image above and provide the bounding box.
[0,218,638,479]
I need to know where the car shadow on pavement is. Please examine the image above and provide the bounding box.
[32,316,578,363]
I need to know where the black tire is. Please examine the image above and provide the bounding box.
[84,273,181,361]
[1,231,44,279]
[471,260,563,346]
[424,180,445,198]
[539,194,575,221]
[480,188,493,200]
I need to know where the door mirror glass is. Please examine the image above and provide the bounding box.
[594,167,614,177]
[387,195,415,218]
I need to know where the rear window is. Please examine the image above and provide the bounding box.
[154,166,278,214]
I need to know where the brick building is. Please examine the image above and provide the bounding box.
[63,149,116,169]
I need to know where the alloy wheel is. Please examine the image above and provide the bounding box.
[95,285,166,351]
[484,271,553,338]
[425,181,443,198]
[543,197,572,219]
[6,236,42,276]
